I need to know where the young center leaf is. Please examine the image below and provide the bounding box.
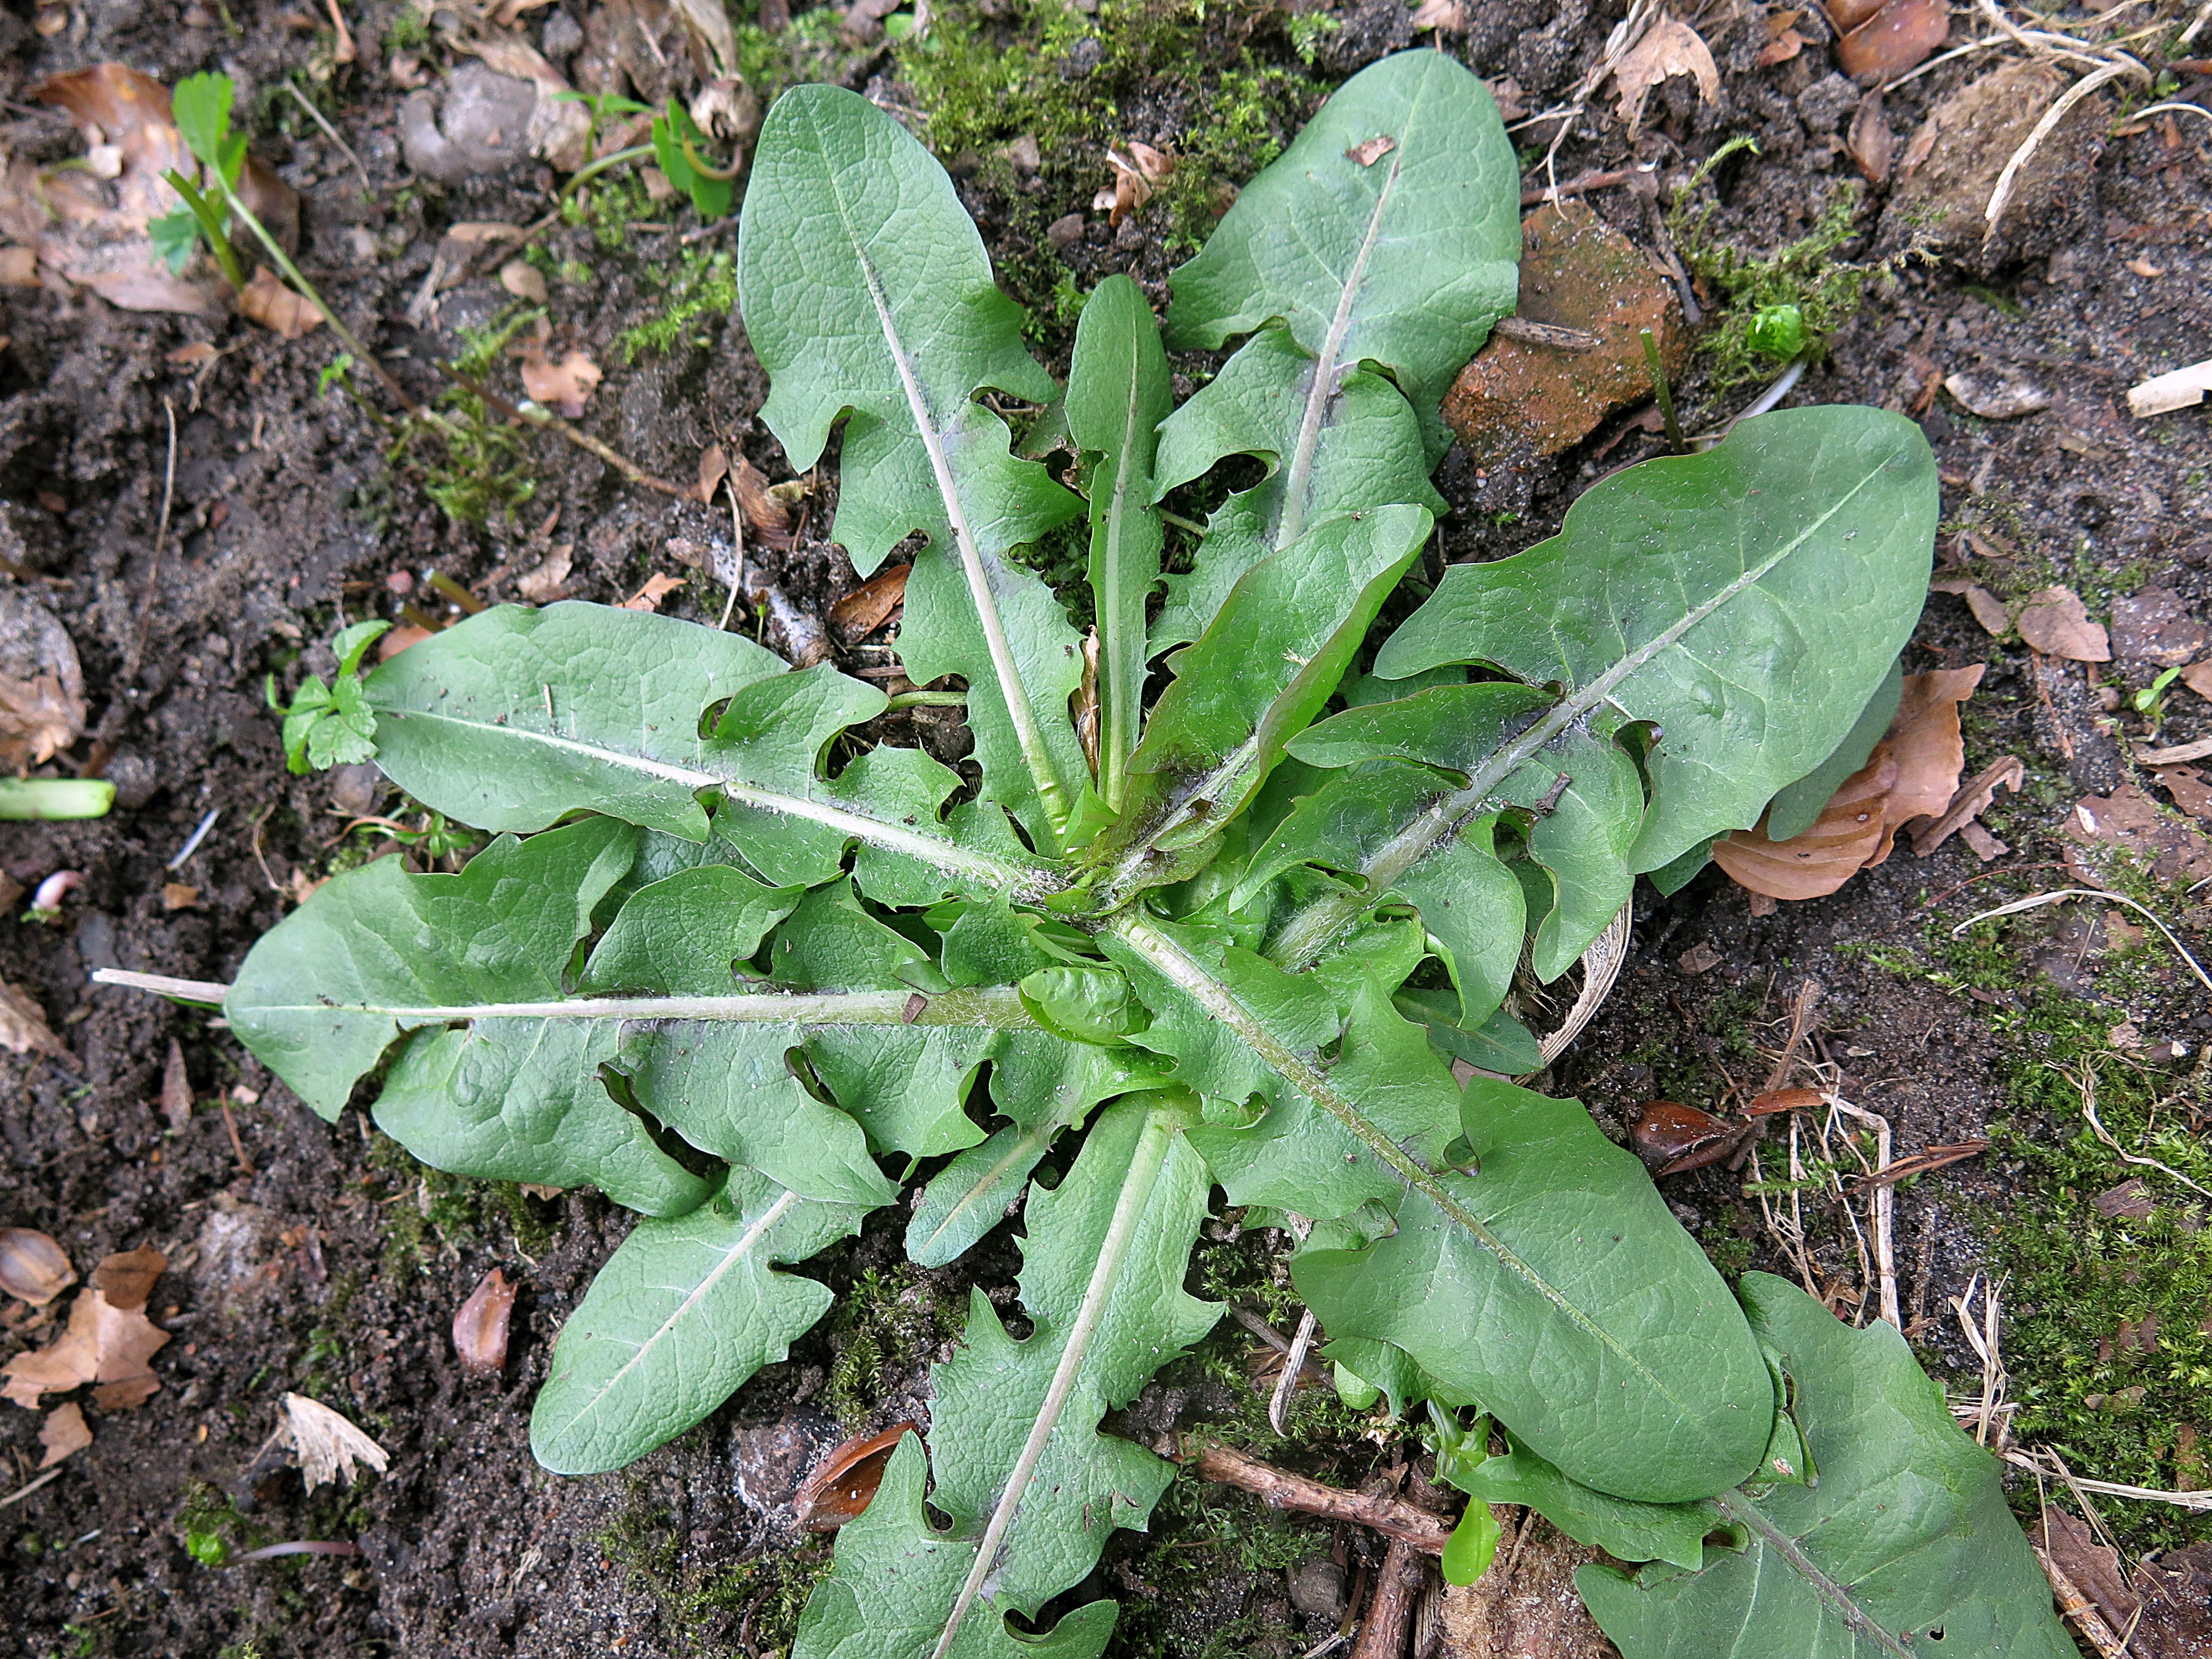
[1151,49,1517,646]
[1576,1275,2076,1658]
[1065,274,1172,813]
[739,84,1088,851]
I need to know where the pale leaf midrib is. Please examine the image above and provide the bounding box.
[372,703,1045,891]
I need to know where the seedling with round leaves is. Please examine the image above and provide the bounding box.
[117,53,2070,1659]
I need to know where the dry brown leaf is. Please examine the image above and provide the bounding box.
[452,1267,515,1378]
[1847,89,1893,185]
[0,980,68,1059]
[734,456,796,548]
[2069,783,2212,883]
[2156,765,2212,821]
[1411,0,1465,29]
[1824,0,1883,28]
[1718,667,1983,899]
[0,672,85,767]
[619,573,686,613]
[376,623,435,661]
[1610,15,1719,135]
[1872,665,1983,863]
[29,64,293,314]
[498,258,549,304]
[0,1229,75,1306]
[2036,1509,2138,1638]
[1629,1100,1745,1177]
[39,1400,91,1468]
[1944,370,2050,420]
[161,883,200,911]
[239,265,323,341]
[0,1284,170,1408]
[2174,660,2212,703]
[1965,586,2011,637]
[795,1422,919,1530]
[697,442,729,507]
[279,1392,392,1490]
[1714,748,1898,900]
[1833,0,1948,81]
[2109,586,2206,667]
[1912,754,2025,856]
[519,345,602,418]
[160,1038,192,1132]
[828,564,910,643]
[0,245,39,288]
[93,1248,166,1312]
[2015,586,2111,661]
[515,545,574,604]
[1757,9,1807,65]
[1345,135,1397,167]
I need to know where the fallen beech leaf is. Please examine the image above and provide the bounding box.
[2070,784,2212,883]
[0,980,69,1059]
[2015,586,2110,661]
[619,573,686,612]
[828,564,910,642]
[1610,15,1719,135]
[1870,666,1982,863]
[1105,144,1173,228]
[39,1400,91,1467]
[279,1392,391,1490]
[1714,748,1897,900]
[1757,10,1807,66]
[1629,1102,1744,1177]
[519,344,601,418]
[1719,667,1983,899]
[1847,89,1893,185]
[1963,585,2011,637]
[452,1267,515,1377]
[498,258,549,304]
[93,1247,166,1312]
[1911,754,2025,856]
[239,266,324,341]
[734,456,796,548]
[1676,941,1724,975]
[0,673,82,767]
[795,1422,919,1529]
[160,1038,192,1132]
[515,545,574,604]
[1833,0,1948,81]
[2037,1509,2137,1636]
[0,1229,75,1306]
[2091,1177,2154,1219]
[1824,0,1882,28]
[0,1284,170,1407]
[698,442,729,507]
[2154,765,2212,821]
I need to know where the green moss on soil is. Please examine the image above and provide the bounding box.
[1860,917,2212,1552]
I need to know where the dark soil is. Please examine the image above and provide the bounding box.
[2,2,2209,1656]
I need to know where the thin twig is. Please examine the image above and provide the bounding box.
[2034,1545,2132,1659]
[1985,55,2150,237]
[2007,1450,2212,1512]
[2065,1061,2212,1199]
[124,397,180,680]
[1348,1537,1423,1659]
[1954,888,2212,993]
[1187,1444,1453,1553]
[0,1467,65,1509]
[280,81,369,189]
[220,1097,255,1177]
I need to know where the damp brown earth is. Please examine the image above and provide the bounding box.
[2,2,2209,1656]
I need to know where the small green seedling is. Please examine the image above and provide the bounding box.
[1747,301,1808,361]
[119,53,2072,1659]
[2135,664,2182,730]
[265,619,387,774]
[651,99,739,220]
